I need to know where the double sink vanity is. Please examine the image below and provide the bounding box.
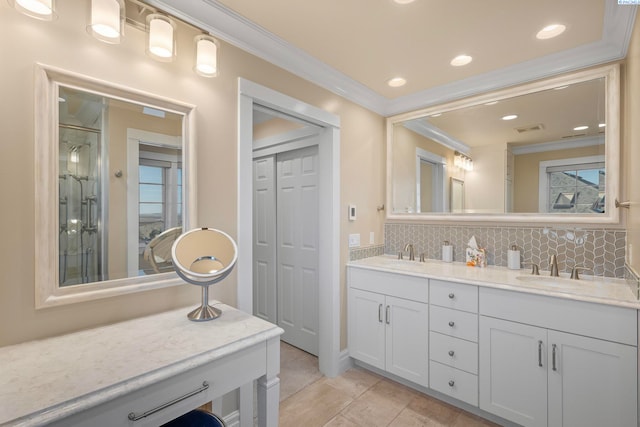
[347,255,639,427]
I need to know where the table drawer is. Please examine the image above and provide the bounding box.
[429,331,478,374]
[430,280,478,313]
[430,306,478,342]
[429,361,478,407]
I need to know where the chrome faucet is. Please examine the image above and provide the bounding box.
[404,243,415,261]
[549,254,559,277]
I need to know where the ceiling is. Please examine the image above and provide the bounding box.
[153,0,636,116]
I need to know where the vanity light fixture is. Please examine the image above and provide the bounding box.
[502,114,518,121]
[387,77,407,87]
[8,0,56,20]
[146,14,176,62]
[454,151,473,171]
[194,35,219,77]
[88,0,124,44]
[574,125,589,131]
[450,54,472,67]
[536,24,566,40]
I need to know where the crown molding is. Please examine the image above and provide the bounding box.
[511,135,605,156]
[403,120,470,154]
[148,0,636,117]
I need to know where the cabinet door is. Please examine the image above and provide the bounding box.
[348,288,385,370]
[547,330,637,427]
[385,296,429,386]
[479,316,547,427]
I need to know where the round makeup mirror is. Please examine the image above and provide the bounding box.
[171,227,238,321]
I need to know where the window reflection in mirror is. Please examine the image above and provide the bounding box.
[387,63,619,222]
[57,86,183,286]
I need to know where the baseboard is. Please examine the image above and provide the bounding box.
[337,349,354,375]
[223,410,240,427]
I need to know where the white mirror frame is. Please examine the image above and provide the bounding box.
[34,64,197,309]
[386,63,620,224]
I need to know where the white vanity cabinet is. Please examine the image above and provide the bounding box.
[348,267,429,387]
[428,280,479,406]
[479,287,638,427]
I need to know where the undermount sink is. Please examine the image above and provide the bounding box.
[515,274,589,290]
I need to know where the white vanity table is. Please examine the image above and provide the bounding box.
[0,303,283,427]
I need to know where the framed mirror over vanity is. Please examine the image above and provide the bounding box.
[34,64,197,308]
[386,63,620,224]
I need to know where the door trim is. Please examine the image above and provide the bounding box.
[238,78,342,377]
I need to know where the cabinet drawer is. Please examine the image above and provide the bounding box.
[429,332,478,374]
[480,287,637,346]
[429,361,478,407]
[430,280,478,313]
[348,267,428,303]
[430,306,478,342]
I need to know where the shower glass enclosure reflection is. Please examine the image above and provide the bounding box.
[58,90,105,286]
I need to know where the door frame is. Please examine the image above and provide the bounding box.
[237,78,342,377]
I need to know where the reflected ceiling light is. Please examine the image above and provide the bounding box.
[9,0,56,20]
[194,35,219,77]
[87,0,124,44]
[146,14,176,62]
[536,24,566,40]
[393,0,416,4]
[599,123,606,128]
[502,114,518,121]
[387,77,407,87]
[450,54,472,66]
[454,151,473,171]
[574,125,589,131]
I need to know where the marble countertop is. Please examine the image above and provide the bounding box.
[0,303,283,427]
[348,255,640,309]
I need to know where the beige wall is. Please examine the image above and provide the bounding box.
[253,117,304,141]
[465,144,507,213]
[513,145,604,213]
[392,125,459,213]
[624,10,640,273]
[0,2,384,347]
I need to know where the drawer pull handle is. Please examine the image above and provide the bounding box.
[448,293,455,299]
[448,380,455,387]
[448,350,455,357]
[378,304,383,323]
[552,344,557,371]
[128,381,209,421]
[386,305,391,324]
[448,321,455,327]
[538,340,543,367]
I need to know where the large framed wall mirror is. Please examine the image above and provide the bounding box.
[35,65,197,308]
[386,64,620,223]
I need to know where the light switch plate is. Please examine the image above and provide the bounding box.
[349,233,360,248]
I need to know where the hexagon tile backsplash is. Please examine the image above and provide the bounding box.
[384,223,626,278]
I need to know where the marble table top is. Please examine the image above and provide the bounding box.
[0,303,282,426]
[349,255,640,309]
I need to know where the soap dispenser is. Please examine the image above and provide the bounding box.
[442,241,453,263]
[507,244,521,270]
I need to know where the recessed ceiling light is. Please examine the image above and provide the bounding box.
[393,0,416,4]
[599,123,606,128]
[502,114,518,121]
[450,55,472,67]
[387,77,407,87]
[573,125,589,131]
[484,101,498,106]
[536,24,566,40]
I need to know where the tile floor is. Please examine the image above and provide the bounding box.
[278,342,501,427]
